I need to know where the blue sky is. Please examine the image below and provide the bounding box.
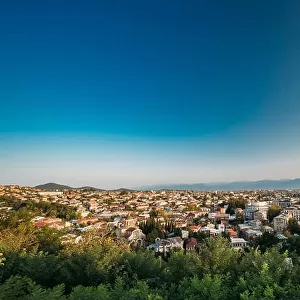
[1,1,300,188]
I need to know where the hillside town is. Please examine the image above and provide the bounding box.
[1,185,300,253]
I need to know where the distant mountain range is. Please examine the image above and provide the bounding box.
[35,179,300,192]
[35,183,104,191]
[34,183,133,192]
[136,178,300,191]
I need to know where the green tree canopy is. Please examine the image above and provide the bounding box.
[267,205,281,223]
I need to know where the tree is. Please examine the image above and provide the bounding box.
[110,278,163,300]
[283,235,300,256]
[178,275,228,300]
[0,253,5,267]
[36,227,63,255]
[190,231,207,242]
[231,246,300,299]
[267,206,281,223]
[287,218,300,235]
[69,285,110,300]
[0,226,37,253]
[198,236,239,275]
[235,212,245,224]
[0,276,65,300]
[139,219,164,244]
[115,251,163,285]
[226,198,246,213]
[149,209,158,219]
[164,251,202,284]
[251,232,279,253]
[1,251,60,288]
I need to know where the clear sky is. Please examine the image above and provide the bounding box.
[1,1,300,189]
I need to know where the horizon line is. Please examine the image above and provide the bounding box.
[1,176,300,190]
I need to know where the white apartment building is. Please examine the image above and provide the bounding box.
[252,201,269,220]
[283,207,300,221]
[273,214,288,232]
[230,237,248,249]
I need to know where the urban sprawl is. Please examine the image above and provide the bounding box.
[1,185,300,254]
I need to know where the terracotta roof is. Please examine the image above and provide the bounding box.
[185,237,197,248]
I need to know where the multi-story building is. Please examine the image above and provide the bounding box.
[273,198,291,209]
[230,237,248,249]
[273,214,288,232]
[283,207,300,221]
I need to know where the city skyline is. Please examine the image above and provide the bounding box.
[1,1,300,189]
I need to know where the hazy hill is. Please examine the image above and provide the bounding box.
[137,178,300,191]
[77,186,105,191]
[35,182,74,190]
[35,179,300,191]
[35,183,104,191]
[113,188,135,192]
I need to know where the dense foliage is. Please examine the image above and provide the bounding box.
[0,196,78,229]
